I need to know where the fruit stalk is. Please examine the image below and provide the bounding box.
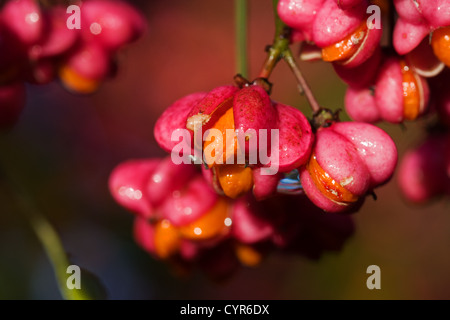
[235,0,248,78]
[259,0,321,113]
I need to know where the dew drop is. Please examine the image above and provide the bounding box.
[90,22,102,35]
[26,12,39,24]
[224,217,232,227]
[152,174,162,183]
[134,190,142,200]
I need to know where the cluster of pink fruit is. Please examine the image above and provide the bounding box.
[0,0,145,128]
[109,0,450,277]
[109,78,397,277]
[112,0,450,277]
[1,0,446,278]
[109,156,355,280]
[278,0,450,204]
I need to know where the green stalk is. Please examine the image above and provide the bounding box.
[272,0,285,40]
[235,0,248,78]
[10,185,91,300]
[26,208,90,300]
[0,145,93,300]
[258,0,321,113]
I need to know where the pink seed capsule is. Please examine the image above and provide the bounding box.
[81,0,146,52]
[109,159,159,218]
[393,18,430,56]
[300,121,397,212]
[420,0,450,29]
[133,217,156,255]
[333,45,382,88]
[375,55,429,123]
[392,0,450,55]
[274,102,314,173]
[157,84,313,200]
[252,167,283,200]
[231,196,276,244]
[154,91,207,153]
[1,0,43,46]
[277,0,324,42]
[398,134,449,203]
[28,6,79,60]
[160,176,218,227]
[59,43,110,94]
[345,86,380,123]
[145,157,197,207]
[312,0,367,48]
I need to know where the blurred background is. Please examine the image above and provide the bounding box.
[0,0,449,299]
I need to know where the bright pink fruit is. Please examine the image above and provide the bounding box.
[312,0,367,48]
[398,134,449,203]
[345,86,380,123]
[252,168,283,200]
[186,85,238,132]
[275,102,314,173]
[1,0,43,46]
[145,156,196,207]
[133,217,156,254]
[331,122,398,186]
[349,54,431,124]
[81,0,146,52]
[333,45,381,88]
[231,197,276,244]
[62,43,110,81]
[155,84,313,199]
[29,6,79,60]
[393,0,450,55]
[375,56,405,123]
[233,85,278,155]
[108,159,159,218]
[154,92,207,153]
[279,0,380,67]
[339,21,382,68]
[300,122,397,212]
[393,18,430,56]
[277,0,324,42]
[161,176,217,227]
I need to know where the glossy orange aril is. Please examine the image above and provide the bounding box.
[431,26,450,68]
[235,243,263,267]
[307,154,359,204]
[154,219,181,259]
[400,60,421,121]
[215,164,253,199]
[59,66,100,94]
[322,22,367,62]
[203,105,253,198]
[203,107,237,167]
[178,198,230,240]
